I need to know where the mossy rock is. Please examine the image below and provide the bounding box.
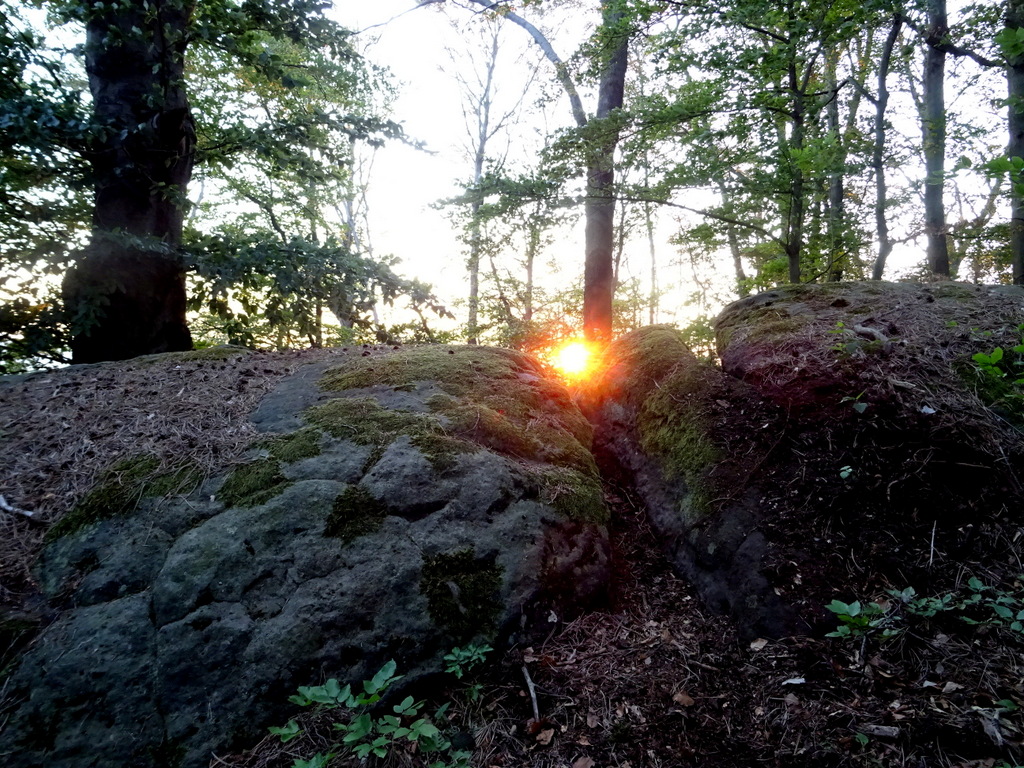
[257,427,323,463]
[305,396,474,471]
[323,485,389,543]
[132,346,253,366]
[529,466,608,524]
[217,458,290,508]
[47,454,200,542]
[319,345,531,395]
[316,346,596,478]
[420,549,503,640]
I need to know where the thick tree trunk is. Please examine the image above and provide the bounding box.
[1008,0,1024,284]
[584,1,629,343]
[923,0,950,276]
[63,0,195,363]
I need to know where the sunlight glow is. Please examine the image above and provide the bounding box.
[549,340,595,380]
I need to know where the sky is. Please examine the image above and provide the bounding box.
[328,1,604,322]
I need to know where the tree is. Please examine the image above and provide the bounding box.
[1004,0,1024,283]
[61,0,196,363]
[921,0,951,276]
[455,0,630,343]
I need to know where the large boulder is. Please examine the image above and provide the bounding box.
[588,282,1024,638]
[0,345,609,768]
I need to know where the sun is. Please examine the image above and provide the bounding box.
[549,339,595,380]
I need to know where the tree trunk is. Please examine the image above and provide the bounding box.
[1008,0,1024,284]
[872,16,902,280]
[825,49,846,282]
[923,0,950,276]
[584,0,629,343]
[463,0,626,343]
[63,0,195,362]
[785,69,807,284]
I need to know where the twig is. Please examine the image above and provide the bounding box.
[929,521,937,568]
[521,664,541,722]
[0,495,43,526]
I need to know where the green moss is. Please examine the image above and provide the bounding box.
[531,467,608,524]
[47,454,200,542]
[431,399,597,475]
[323,485,389,543]
[933,284,977,300]
[421,549,503,639]
[317,346,598,481]
[320,346,528,395]
[745,316,807,339]
[636,366,720,521]
[133,346,252,366]
[305,397,475,471]
[218,458,290,508]
[258,428,323,463]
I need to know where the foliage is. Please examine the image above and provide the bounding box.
[186,233,451,350]
[270,648,494,768]
[827,578,1024,642]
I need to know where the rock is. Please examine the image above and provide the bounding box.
[588,283,1024,639]
[0,345,610,768]
[585,326,799,638]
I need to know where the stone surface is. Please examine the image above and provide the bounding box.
[587,283,1024,639]
[0,345,610,768]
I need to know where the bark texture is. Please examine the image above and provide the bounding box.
[63,0,195,363]
[1009,0,1024,284]
[922,0,950,276]
[584,1,629,343]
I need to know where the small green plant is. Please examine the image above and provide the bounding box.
[825,600,900,639]
[271,656,479,768]
[443,644,492,679]
[828,578,1024,643]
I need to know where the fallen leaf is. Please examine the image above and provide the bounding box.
[586,712,599,728]
[572,758,596,768]
[784,693,800,707]
[673,691,695,707]
[537,728,555,746]
[782,677,805,685]
[577,736,592,746]
[942,681,964,693]
[749,638,769,651]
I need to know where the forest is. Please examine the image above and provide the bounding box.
[0,0,1021,371]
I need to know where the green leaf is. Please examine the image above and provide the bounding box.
[293,754,335,768]
[342,713,373,744]
[365,659,399,695]
[268,720,301,743]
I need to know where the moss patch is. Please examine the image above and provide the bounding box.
[46,454,201,542]
[257,428,323,463]
[305,397,474,471]
[323,485,389,543]
[431,398,597,476]
[133,345,252,366]
[316,346,603,513]
[530,467,608,524]
[421,549,503,640]
[319,345,531,395]
[218,458,290,508]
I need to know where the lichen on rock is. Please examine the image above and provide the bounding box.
[1,343,611,768]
